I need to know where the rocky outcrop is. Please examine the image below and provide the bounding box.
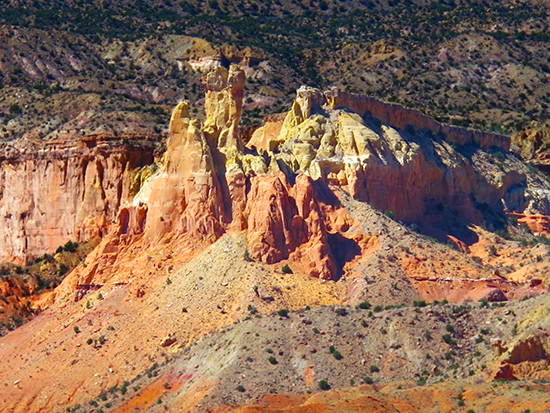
[62,66,550,285]
[248,86,519,226]
[512,127,550,172]
[0,138,156,263]
[508,212,550,235]
[128,67,347,279]
[8,65,550,283]
[143,101,225,244]
[323,87,510,150]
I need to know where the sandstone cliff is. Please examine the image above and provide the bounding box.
[67,66,550,286]
[0,137,157,263]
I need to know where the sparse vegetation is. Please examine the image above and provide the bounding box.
[318,380,330,390]
[277,309,289,317]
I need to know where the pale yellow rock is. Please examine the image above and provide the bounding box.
[247,126,267,154]
[241,154,267,176]
[203,64,245,157]
[292,143,316,171]
[381,125,420,166]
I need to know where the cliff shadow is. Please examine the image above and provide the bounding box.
[327,233,361,279]
[310,179,341,207]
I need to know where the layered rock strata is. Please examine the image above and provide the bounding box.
[74,66,550,284]
[0,138,157,263]
[6,65,550,281]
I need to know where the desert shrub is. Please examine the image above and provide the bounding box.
[370,365,379,373]
[277,309,289,317]
[268,356,278,365]
[357,301,371,309]
[442,334,456,345]
[318,380,330,390]
[236,385,245,392]
[281,264,292,274]
[58,263,68,277]
[363,376,373,384]
[335,308,348,316]
[63,240,78,252]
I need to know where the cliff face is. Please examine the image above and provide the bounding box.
[0,138,156,263]
[67,66,550,287]
[4,66,550,278]
[248,86,550,231]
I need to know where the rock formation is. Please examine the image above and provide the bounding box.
[4,65,550,282]
[0,138,157,263]
[29,65,549,286]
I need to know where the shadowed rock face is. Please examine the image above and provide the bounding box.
[247,85,548,236]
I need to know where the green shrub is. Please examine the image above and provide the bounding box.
[268,356,278,365]
[384,210,395,219]
[282,264,292,274]
[357,301,371,309]
[63,240,78,252]
[363,376,373,384]
[442,334,456,345]
[370,365,379,373]
[277,309,289,317]
[318,380,330,390]
[236,385,245,392]
[58,263,68,277]
[335,308,348,316]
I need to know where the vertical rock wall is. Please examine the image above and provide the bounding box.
[0,139,155,263]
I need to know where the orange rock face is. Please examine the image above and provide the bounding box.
[0,138,156,263]
[509,212,550,235]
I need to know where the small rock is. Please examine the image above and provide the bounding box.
[160,333,177,347]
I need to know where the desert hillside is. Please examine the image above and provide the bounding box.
[2,1,550,412]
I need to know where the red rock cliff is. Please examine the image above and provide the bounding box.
[0,137,156,263]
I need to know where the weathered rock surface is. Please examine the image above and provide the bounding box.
[0,138,156,263]
[512,127,550,172]
[5,66,550,283]
[30,66,550,287]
